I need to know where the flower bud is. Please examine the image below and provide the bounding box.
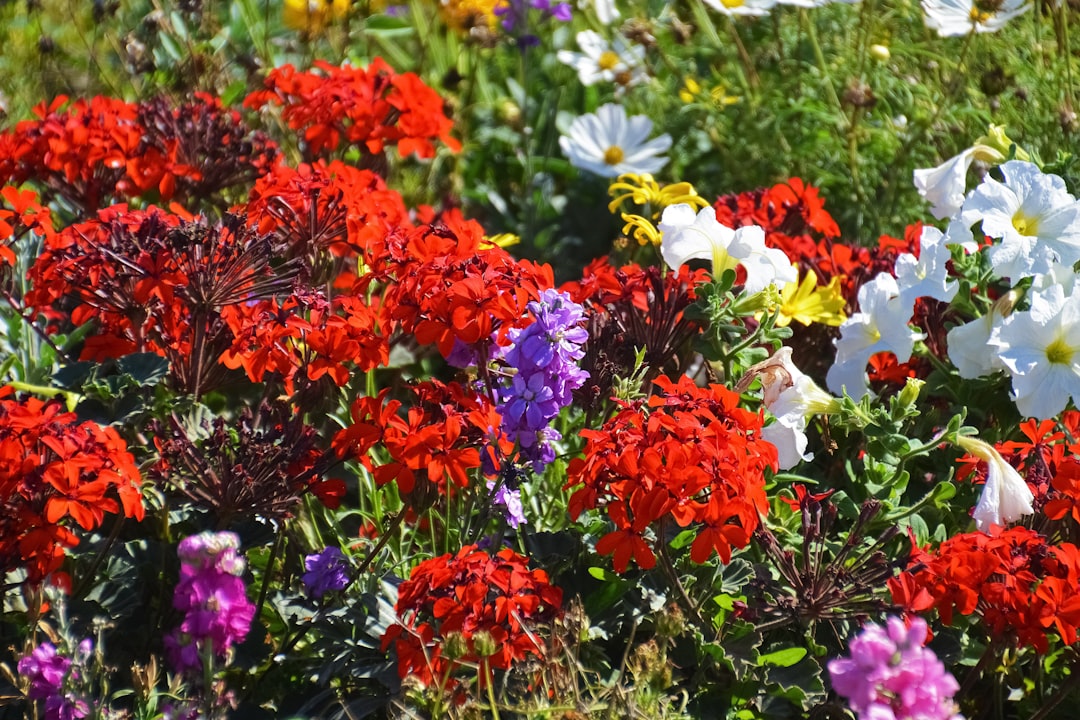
[472,630,498,658]
[870,44,890,61]
[443,631,469,660]
[896,377,925,411]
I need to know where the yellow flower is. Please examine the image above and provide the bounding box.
[480,233,521,249]
[679,77,739,108]
[775,269,847,327]
[608,173,709,217]
[620,213,663,247]
[437,0,503,30]
[284,0,350,33]
[679,77,702,104]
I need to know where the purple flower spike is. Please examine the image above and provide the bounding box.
[302,547,352,599]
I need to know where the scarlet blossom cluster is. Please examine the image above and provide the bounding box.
[0,388,144,584]
[245,59,461,160]
[18,639,94,720]
[496,289,589,471]
[165,532,256,675]
[0,185,54,267]
[828,616,962,720]
[567,374,777,572]
[0,94,277,214]
[332,381,490,499]
[382,212,554,360]
[382,545,563,686]
[890,526,1080,653]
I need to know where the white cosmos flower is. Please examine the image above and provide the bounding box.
[578,0,619,24]
[895,226,958,309]
[559,104,671,178]
[702,0,778,16]
[826,273,924,399]
[922,0,1029,37]
[956,435,1034,534]
[556,31,646,88]
[658,204,796,293]
[950,161,1080,281]
[989,283,1080,419]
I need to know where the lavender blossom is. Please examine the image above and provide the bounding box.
[302,547,352,598]
[495,0,573,45]
[828,616,963,720]
[165,531,255,675]
[488,479,526,528]
[497,290,588,471]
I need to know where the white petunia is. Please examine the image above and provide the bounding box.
[658,204,796,293]
[826,273,924,399]
[895,226,959,308]
[913,148,976,220]
[556,31,646,88]
[922,0,1029,37]
[559,104,672,178]
[947,313,1004,379]
[956,435,1034,534]
[990,283,1080,419]
[951,160,1080,281]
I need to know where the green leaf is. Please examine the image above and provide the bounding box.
[757,647,807,667]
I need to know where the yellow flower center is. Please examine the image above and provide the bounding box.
[969,7,992,22]
[598,51,620,71]
[1012,210,1040,237]
[603,145,625,165]
[721,0,745,7]
[1046,336,1074,365]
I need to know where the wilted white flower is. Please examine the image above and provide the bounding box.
[556,31,646,88]
[559,103,671,178]
[956,435,1034,533]
[922,0,1029,37]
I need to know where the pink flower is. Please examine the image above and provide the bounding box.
[828,617,963,720]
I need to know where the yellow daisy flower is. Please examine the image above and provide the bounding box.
[775,269,847,327]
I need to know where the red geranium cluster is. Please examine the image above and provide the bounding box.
[890,527,1080,653]
[0,94,278,214]
[245,59,461,160]
[0,388,144,584]
[382,544,563,686]
[382,211,553,360]
[0,185,54,267]
[566,374,777,572]
[332,381,498,500]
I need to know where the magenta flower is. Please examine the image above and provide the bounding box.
[17,641,92,720]
[828,616,963,720]
[166,531,255,675]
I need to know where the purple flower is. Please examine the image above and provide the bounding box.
[497,290,588,472]
[828,617,963,720]
[488,480,526,528]
[167,531,255,675]
[18,642,92,720]
[302,547,351,599]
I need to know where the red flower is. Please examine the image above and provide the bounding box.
[383,545,562,687]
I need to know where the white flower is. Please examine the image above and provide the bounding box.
[922,0,1029,37]
[989,283,1080,419]
[701,0,777,16]
[913,148,976,220]
[956,435,1034,534]
[947,313,1003,379]
[556,31,646,88]
[559,104,672,178]
[763,418,811,470]
[952,160,1080,281]
[658,204,797,293]
[577,0,619,24]
[826,273,924,399]
[895,226,959,308]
